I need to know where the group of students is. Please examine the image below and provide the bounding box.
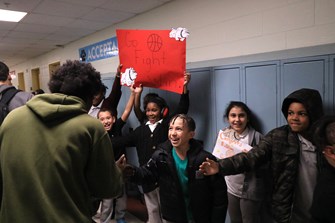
[0,60,334,223]
[87,61,334,223]
[199,88,335,223]
[117,88,334,223]
[88,63,192,223]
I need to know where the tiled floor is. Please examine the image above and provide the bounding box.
[127,196,147,220]
[109,212,144,223]
[93,183,151,223]
[95,195,148,223]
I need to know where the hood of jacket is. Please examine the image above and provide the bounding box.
[26,93,88,123]
[281,88,323,127]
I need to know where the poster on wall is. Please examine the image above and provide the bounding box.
[116,28,189,94]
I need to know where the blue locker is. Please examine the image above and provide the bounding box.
[213,66,241,136]
[244,62,280,134]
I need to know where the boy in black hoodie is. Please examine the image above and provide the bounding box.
[200,88,324,223]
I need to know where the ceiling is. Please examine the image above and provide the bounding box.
[0,0,171,67]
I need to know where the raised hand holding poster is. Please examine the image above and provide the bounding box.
[116,28,189,94]
[212,129,252,159]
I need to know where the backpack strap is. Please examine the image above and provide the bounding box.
[0,87,19,105]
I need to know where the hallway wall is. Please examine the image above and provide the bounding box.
[8,0,335,92]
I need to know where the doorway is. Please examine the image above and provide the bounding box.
[31,67,40,92]
[17,72,25,91]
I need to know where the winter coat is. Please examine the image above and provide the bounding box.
[0,93,122,223]
[130,139,228,223]
[112,92,189,193]
[310,163,335,223]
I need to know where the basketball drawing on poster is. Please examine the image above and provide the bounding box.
[117,28,189,94]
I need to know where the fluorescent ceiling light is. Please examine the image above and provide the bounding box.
[0,9,27,22]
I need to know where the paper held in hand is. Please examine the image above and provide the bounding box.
[212,130,252,159]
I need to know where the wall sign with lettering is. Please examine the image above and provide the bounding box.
[78,37,118,62]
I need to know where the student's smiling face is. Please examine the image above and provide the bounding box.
[227,106,248,134]
[98,111,116,131]
[145,102,161,124]
[168,117,194,150]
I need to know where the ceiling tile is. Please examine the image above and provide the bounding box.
[7,31,49,39]
[33,0,92,18]
[65,19,111,30]
[101,0,163,13]
[14,23,58,33]
[84,8,135,23]
[22,13,76,26]
[0,21,17,31]
[0,0,41,12]
[0,0,173,67]
[53,0,108,7]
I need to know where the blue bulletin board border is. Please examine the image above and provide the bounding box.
[79,36,118,62]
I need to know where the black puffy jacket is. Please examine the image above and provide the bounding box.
[132,139,228,223]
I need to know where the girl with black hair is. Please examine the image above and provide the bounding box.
[221,101,270,223]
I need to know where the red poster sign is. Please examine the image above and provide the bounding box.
[117,29,186,94]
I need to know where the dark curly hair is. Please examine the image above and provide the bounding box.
[143,93,159,110]
[48,60,102,103]
[312,115,335,150]
[0,61,9,81]
[144,94,167,111]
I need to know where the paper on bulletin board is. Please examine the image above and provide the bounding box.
[116,29,187,94]
[212,130,252,159]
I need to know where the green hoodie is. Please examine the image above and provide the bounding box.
[0,93,122,223]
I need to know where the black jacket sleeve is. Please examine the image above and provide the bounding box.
[101,75,122,113]
[218,132,273,176]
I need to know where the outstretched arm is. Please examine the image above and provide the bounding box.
[172,71,191,116]
[183,71,191,94]
[101,64,122,111]
[199,158,219,175]
[116,154,137,180]
[201,132,274,177]
[116,153,158,184]
[133,84,145,122]
[120,85,135,122]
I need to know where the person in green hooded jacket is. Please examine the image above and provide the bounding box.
[0,60,122,223]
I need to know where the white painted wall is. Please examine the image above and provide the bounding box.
[11,0,335,91]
